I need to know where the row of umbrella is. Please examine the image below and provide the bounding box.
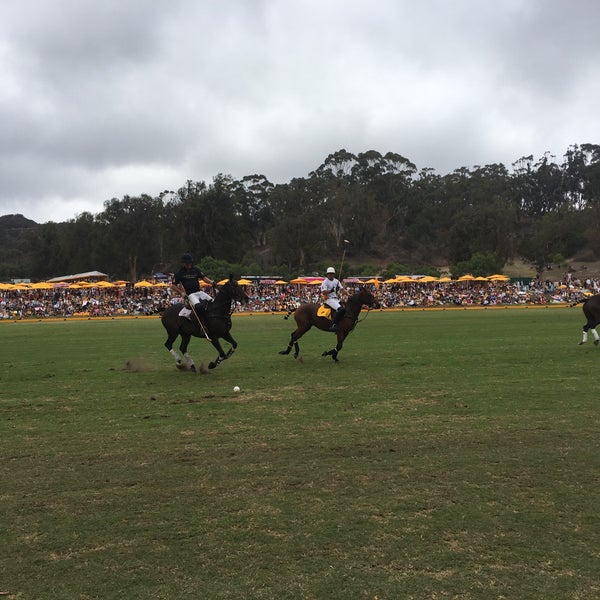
[287,274,510,285]
[0,273,510,292]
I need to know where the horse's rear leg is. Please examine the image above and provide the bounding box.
[165,333,186,367]
[179,334,196,372]
[580,323,600,345]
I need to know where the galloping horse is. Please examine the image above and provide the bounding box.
[279,288,379,362]
[161,277,249,371]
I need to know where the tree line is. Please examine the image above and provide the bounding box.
[5,144,600,282]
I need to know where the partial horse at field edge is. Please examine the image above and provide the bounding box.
[572,294,600,345]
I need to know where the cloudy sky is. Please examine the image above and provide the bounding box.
[1,0,599,224]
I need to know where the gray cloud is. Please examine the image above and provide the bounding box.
[1,0,599,223]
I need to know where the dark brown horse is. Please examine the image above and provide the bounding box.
[279,288,379,361]
[161,277,249,371]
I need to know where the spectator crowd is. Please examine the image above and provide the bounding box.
[1,276,599,320]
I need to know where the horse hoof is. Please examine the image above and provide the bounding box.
[208,362,216,369]
[279,350,288,355]
[578,341,585,345]
[176,362,187,370]
[595,340,599,346]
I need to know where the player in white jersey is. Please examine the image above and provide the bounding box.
[320,266,348,331]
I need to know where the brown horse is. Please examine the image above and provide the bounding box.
[161,277,249,371]
[279,288,379,361]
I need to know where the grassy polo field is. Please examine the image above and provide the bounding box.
[2,306,600,599]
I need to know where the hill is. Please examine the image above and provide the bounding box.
[0,214,39,279]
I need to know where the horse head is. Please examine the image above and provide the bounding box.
[222,275,250,305]
[355,288,380,309]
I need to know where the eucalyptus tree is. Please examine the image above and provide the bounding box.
[268,177,328,271]
[96,194,165,281]
[230,174,275,249]
[167,175,247,264]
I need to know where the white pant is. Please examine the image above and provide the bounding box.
[189,290,213,304]
[325,298,341,311]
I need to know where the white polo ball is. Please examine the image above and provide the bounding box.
[233,386,241,392]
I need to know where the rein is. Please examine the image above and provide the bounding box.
[344,291,375,326]
[210,283,247,318]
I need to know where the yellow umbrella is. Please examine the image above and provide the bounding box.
[394,276,414,283]
[384,278,398,284]
[458,274,475,281]
[364,278,380,284]
[95,280,116,288]
[418,276,438,283]
[217,278,229,286]
[237,279,253,286]
[474,276,489,281]
[488,274,509,281]
[29,282,53,289]
[310,279,324,285]
[438,277,452,283]
[275,280,288,285]
[134,280,154,288]
[290,278,307,284]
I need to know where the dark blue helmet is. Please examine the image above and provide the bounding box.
[181,253,193,263]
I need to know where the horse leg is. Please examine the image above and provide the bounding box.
[164,332,186,368]
[221,331,238,358]
[579,321,600,345]
[208,338,228,369]
[321,332,346,362]
[280,327,308,359]
[179,334,196,372]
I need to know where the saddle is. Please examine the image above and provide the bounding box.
[178,306,192,319]
[317,305,333,319]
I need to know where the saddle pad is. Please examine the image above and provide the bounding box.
[178,307,192,319]
[317,305,332,319]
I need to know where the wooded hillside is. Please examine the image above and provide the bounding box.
[2,144,599,281]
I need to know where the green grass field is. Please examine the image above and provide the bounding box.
[2,307,600,599]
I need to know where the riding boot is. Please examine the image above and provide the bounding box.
[329,308,342,331]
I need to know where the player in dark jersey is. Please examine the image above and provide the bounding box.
[172,254,215,329]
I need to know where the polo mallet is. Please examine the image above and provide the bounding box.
[187,294,212,341]
[338,239,350,281]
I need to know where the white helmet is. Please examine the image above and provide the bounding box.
[326,267,335,274]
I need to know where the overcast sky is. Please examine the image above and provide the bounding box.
[1,0,599,224]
